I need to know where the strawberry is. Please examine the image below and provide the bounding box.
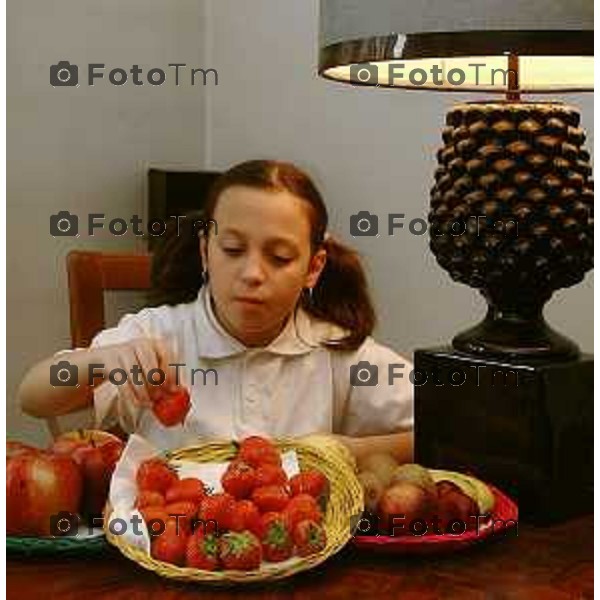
[235,500,262,536]
[292,519,327,557]
[255,464,288,487]
[197,492,236,535]
[151,519,189,566]
[185,530,220,570]
[135,490,166,509]
[152,388,191,427]
[283,494,323,530]
[139,506,169,536]
[221,460,258,499]
[238,436,281,468]
[218,530,262,570]
[289,470,328,498]
[222,509,246,533]
[259,512,294,562]
[165,478,207,504]
[164,501,197,535]
[251,485,291,513]
[136,458,179,495]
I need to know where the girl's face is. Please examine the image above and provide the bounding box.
[200,185,326,347]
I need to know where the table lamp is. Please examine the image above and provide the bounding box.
[318,0,593,523]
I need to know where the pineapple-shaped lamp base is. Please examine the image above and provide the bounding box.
[429,101,593,360]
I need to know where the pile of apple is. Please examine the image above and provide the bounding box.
[357,453,490,536]
[135,435,329,570]
[6,431,125,536]
[6,383,189,538]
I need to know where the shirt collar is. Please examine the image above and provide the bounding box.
[194,285,347,359]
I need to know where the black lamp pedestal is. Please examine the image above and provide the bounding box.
[414,346,593,524]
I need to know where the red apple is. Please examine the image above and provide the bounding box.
[7,441,41,460]
[51,429,124,460]
[7,451,82,536]
[73,445,112,518]
[51,430,125,521]
[435,480,479,532]
[50,438,86,455]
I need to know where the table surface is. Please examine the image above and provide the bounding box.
[7,515,593,600]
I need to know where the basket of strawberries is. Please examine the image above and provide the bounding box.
[104,433,363,584]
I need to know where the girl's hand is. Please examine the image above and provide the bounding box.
[93,337,182,409]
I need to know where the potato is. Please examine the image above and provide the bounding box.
[389,463,436,495]
[357,470,385,513]
[378,481,437,536]
[357,453,398,487]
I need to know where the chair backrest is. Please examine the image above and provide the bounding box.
[45,250,152,440]
[67,250,152,348]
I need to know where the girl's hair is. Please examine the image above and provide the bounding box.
[150,159,376,350]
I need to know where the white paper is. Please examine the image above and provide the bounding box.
[105,434,302,556]
[171,449,301,494]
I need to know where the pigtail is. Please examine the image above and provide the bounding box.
[303,234,376,351]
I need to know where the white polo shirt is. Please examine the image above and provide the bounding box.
[88,285,414,450]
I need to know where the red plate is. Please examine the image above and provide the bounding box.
[352,483,518,555]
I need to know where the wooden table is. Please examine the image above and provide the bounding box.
[7,515,593,599]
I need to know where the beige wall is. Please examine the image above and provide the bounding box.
[7,0,208,445]
[7,0,594,445]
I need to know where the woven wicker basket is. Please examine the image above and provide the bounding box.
[105,434,363,584]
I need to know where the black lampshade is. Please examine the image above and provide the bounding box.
[318,0,593,92]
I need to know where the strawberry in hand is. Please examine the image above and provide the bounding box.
[152,387,191,427]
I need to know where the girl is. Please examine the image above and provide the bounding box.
[19,160,414,463]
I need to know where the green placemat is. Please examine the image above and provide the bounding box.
[7,530,108,557]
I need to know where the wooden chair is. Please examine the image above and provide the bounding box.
[45,250,152,439]
[67,250,153,349]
